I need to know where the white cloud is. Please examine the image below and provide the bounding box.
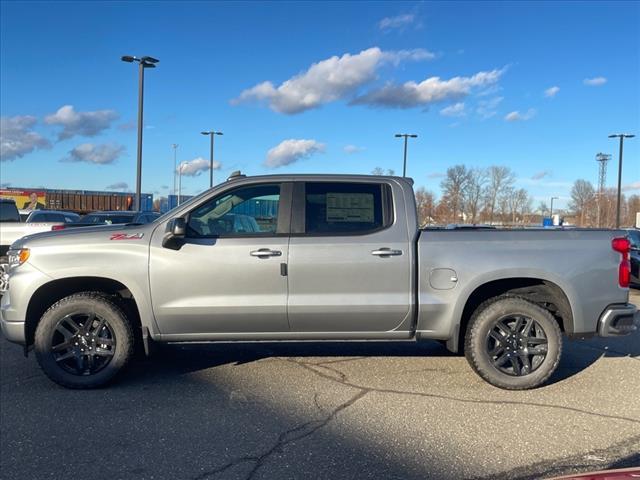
[0,115,51,161]
[531,170,552,180]
[476,96,503,119]
[265,139,325,168]
[177,157,221,177]
[343,144,364,154]
[64,143,124,164]
[544,86,560,98]
[232,47,434,114]
[439,102,465,117]
[106,181,129,191]
[45,105,118,140]
[583,77,607,86]
[623,181,640,191]
[379,13,416,31]
[351,68,505,109]
[504,109,536,122]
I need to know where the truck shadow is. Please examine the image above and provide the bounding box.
[128,332,640,386]
[548,332,640,384]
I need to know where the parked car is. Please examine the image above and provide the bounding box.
[624,229,640,287]
[0,198,21,224]
[26,210,80,224]
[1,172,637,390]
[0,198,65,291]
[54,210,160,229]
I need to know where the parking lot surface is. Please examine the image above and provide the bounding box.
[1,290,639,480]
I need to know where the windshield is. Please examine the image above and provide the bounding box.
[80,213,135,225]
[0,202,20,222]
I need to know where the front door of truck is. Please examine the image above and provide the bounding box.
[149,182,291,336]
[287,180,414,334]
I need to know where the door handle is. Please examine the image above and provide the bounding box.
[371,248,403,257]
[250,249,282,258]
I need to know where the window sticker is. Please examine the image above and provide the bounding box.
[326,193,374,223]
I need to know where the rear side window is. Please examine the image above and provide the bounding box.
[304,182,391,235]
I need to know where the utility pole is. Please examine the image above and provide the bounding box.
[172,144,179,198]
[394,133,418,177]
[550,196,559,224]
[595,152,611,227]
[121,55,159,211]
[608,133,635,228]
[178,162,183,206]
[201,130,223,188]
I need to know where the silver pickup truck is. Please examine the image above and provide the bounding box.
[1,172,637,390]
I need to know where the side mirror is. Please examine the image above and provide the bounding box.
[162,217,186,249]
[170,217,186,237]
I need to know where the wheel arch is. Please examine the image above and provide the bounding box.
[25,276,144,350]
[451,276,574,353]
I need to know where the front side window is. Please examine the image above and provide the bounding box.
[304,182,390,235]
[187,184,280,237]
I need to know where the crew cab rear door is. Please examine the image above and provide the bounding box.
[287,180,414,334]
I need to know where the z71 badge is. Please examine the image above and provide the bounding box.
[110,233,144,240]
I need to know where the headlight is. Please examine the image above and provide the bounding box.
[7,248,30,268]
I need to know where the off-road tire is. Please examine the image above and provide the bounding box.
[34,292,134,389]
[465,296,562,390]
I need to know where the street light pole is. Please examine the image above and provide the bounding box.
[201,130,223,188]
[121,55,159,211]
[608,133,635,228]
[550,196,559,223]
[172,144,179,198]
[178,161,183,206]
[394,133,418,177]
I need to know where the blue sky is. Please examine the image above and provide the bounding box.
[1,1,638,208]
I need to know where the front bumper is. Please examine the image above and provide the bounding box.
[598,303,638,337]
[0,291,26,344]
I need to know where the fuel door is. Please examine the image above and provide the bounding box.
[429,268,458,290]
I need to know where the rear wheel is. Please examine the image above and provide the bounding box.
[465,296,562,390]
[34,293,134,389]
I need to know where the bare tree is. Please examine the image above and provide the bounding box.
[483,166,515,224]
[627,195,640,227]
[513,188,532,224]
[569,179,596,226]
[440,165,470,223]
[464,168,488,223]
[414,187,436,226]
[371,167,395,176]
[537,201,549,217]
[497,186,513,224]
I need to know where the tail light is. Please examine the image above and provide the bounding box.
[612,237,631,288]
[51,225,66,231]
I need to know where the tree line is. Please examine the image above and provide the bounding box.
[372,165,639,228]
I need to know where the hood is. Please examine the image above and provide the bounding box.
[12,222,158,249]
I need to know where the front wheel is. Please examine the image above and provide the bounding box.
[34,293,134,389]
[465,296,562,390]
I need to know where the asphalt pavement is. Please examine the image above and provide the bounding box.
[1,291,639,480]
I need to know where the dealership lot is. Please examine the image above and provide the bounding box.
[1,290,638,480]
